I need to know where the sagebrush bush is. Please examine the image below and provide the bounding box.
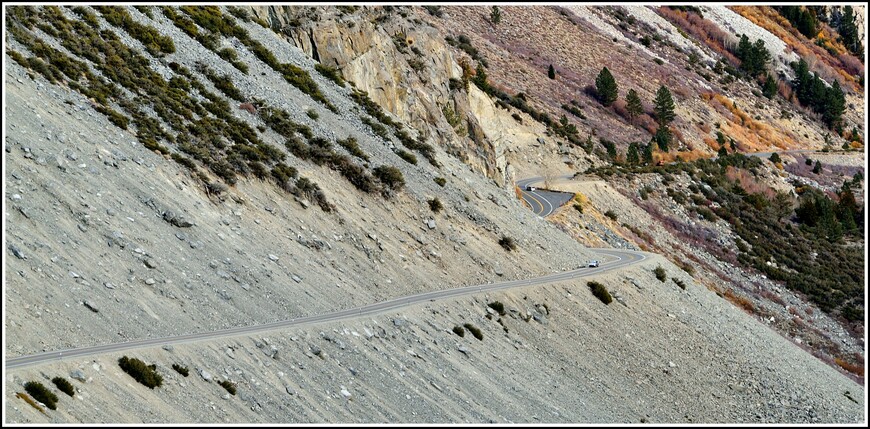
[16,392,45,414]
[452,325,465,337]
[218,380,237,395]
[463,323,483,341]
[673,278,687,290]
[487,301,506,315]
[396,149,417,165]
[499,236,517,251]
[428,197,443,213]
[434,177,446,187]
[587,281,613,304]
[118,356,163,389]
[52,377,74,397]
[172,363,190,377]
[24,381,58,410]
[373,165,405,191]
[654,266,667,282]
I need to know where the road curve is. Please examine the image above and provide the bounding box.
[6,249,648,370]
[516,176,575,217]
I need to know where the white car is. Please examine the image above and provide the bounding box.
[588,260,600,267]
[525,185,536,191]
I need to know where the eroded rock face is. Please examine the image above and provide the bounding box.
[247,5,536,186]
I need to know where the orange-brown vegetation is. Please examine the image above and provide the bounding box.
[835,357,865,377]
[721,288,756,314]
[656,7,740,65]
[700,92,799,151]
[725,166,777,199]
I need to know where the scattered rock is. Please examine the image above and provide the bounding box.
[145,278,156,285]
[226,348,235,359]
[340,387,352,398]
[163,211,193,228]
[457,346,469,355]
[82,301,99,313]
[9,245,26,260]
[291,275,302,283]
[393,318,407,327]
[70,370,87,382]
[268,254,279,262]
[175,232,187,241]
[144,259,157,269]
[162,345,174,352]
[426,219,436,229]
[285,386,296,396]
[104,282,116,289]
[199,369,213,382]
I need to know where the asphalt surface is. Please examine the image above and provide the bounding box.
[5,249,648,369]
[516,176,575,217]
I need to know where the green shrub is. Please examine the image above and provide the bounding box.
[673,278,687,290]
[118,356,163,389]
[315,63,345,86]
[463,323,483,341]
[487,301,506,315]
[95,6,175,56]
[653,266,666,282]
[172,363,190,377]
[373,165,405,191]
[428,197,443,213]
[336,136,369,161]
[452,325,465,337]
[218,380,237,395]
[306,108,319,120]
[396,149,417,165]
[24,381,58,410]
[574,203,583,213]
[52,377,75,397]
[361,116,390,140]
[604,210,618,221]
[434,177,446,187]
[498,236,517,251]
[94,104,129,130]
[587,281,613,304]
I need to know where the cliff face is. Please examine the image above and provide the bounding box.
[248,5,537,186]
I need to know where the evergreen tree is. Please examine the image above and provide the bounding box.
[838,6,863,59]
[822,80,845,129]
[642,142,654,164]
[490,6,501,25]
[548,64,556,80]
[595,67,618,106]
[791,58,811,102]
[729,138,737,152]
[472,62,488,91]
[813,160,822,174]
[654,126,671,152]
[653,85,675,126]
[627,142,640,165]
[762,73,777,98]
[737,34,752,63]
[625,89,642,123]
[769,152,781,163]
[718,145,728,158]
[716,131,726,147]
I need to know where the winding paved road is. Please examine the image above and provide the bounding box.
[5,249,648,370]
[516,176,575,217]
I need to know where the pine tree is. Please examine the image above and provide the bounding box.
[729,138,737,152]
[822,80,845,129]
[838,6,862,59]
[595,67,618,106]
[472,62,488,91]
[642,143,654,164]
[654,126,671,152]
[813,160,822,174]
[625,89,642,123]
[762,73,777,98]
[718,145,728,158]
[627,142,640,165]
[490,6,501,25]
[769,152,781,163]
[548,64,556,80]
[716,131,726,147]
[653,85,675,126]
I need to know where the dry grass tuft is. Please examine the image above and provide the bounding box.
[16,392,46,414]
